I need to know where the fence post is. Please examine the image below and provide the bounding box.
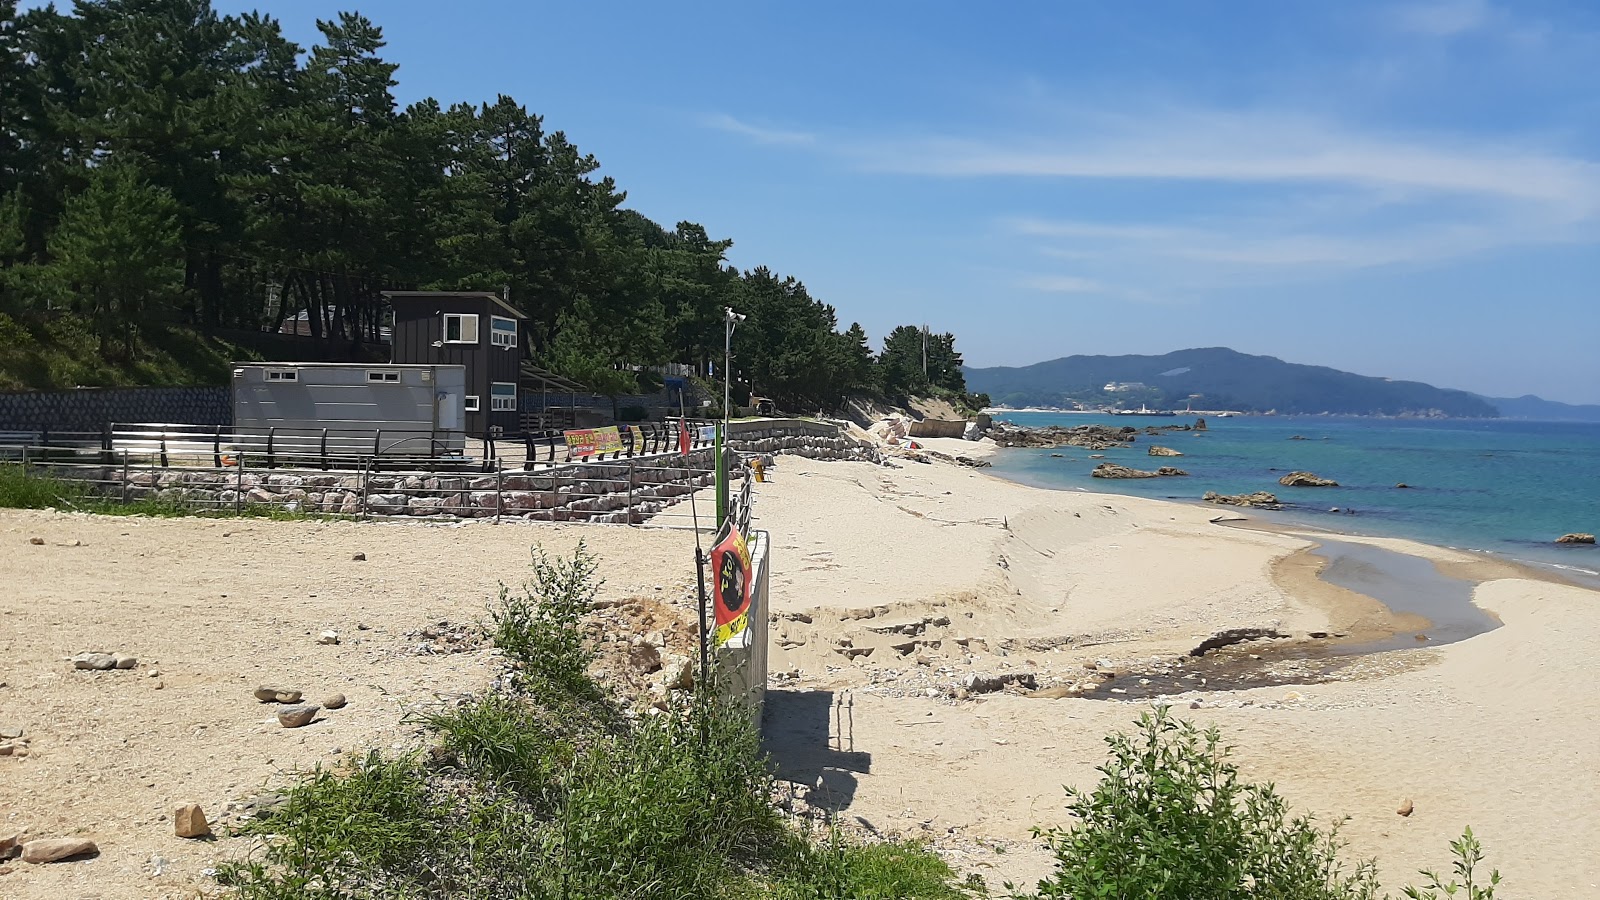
[101,425,113,466]
[120,449,129,505]
[495,461,503,525]
[159,432,168,468]
[627,459,636,525]
[213,425,222,468]
[235,453,245,515]
[265,426,275,470]
[320,428,329,471]
[360,459,371,521]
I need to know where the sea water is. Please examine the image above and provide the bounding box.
[987,412,1600,588]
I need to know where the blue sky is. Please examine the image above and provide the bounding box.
[215,2,1600,402]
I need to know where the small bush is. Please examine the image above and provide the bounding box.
[1016,706,1379,900]
[224,544,972,899]
[1401,829,1502,900]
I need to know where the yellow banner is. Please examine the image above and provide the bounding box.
[564,426,623,457]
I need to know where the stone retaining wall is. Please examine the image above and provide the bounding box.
[0,386,231,431]
[68,447,724,525]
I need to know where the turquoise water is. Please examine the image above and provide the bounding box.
[987,412,1600,586]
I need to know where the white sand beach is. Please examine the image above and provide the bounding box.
[2,444,1597,897]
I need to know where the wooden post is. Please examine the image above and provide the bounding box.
[495,461,504,525]
[120,450,129,505]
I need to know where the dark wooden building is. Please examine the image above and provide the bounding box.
[383,291,526,436]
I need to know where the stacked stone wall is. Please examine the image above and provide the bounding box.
[0,386,231,431]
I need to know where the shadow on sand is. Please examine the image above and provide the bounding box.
[762,688,871,813]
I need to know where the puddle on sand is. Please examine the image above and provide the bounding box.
[1077,538,1497,701]
[1310,538,1499,653]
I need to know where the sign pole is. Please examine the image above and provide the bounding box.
[715,422,728,526]
[694,545,710,705]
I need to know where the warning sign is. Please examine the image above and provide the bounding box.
[710,522,753,646]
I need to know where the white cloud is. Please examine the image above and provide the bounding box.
[701,113,815,146]
[854,109,1600,220]
[1388,0,1492,37]
[1018,275,1109,293]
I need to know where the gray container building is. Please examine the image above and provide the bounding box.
[232,362,468,458]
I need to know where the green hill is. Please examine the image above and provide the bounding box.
[964,347,1499,417]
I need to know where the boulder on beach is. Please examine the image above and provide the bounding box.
[1204,490,1282,509]
[1091,463,1159,479]
[1147,446,1183,457]
[1278,471,1338,487]
[1556,533,1595,544]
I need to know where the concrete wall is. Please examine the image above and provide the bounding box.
[716,529,769,722]
[0,386,231,431]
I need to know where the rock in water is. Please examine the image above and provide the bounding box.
[21,837,98,863]
[1204,491,1282,509]
[1278,471,1339,487]
[277,704,319,728]
[1091,463,1160,479]
[1156,467,1189,476]
[173,803,211,838]
[1147,445,1183,457]
[254,685,302,704]
[72,652,117,671]
[1395,483,1410,489]
[1556,533,1595,544]
[322,693,347,710]
[1194,418,1207,431]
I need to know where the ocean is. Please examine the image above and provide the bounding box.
[986,411,1600,588]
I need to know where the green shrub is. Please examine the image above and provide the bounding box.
[1401,829,1501,900]
[1015,707,1380,900]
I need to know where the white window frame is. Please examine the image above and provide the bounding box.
[463,395,480,412]
[366,370,400,383]
[490,382,518,412]
[265,368,298,382]
[443,313,480,344]
[490,315,518,348]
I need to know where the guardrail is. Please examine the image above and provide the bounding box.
[0,420,724,474]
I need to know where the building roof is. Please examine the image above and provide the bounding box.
[381,290,527,320]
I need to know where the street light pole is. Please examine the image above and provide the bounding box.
[723,307,745,428]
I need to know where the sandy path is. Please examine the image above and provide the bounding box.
[0,511,697,899]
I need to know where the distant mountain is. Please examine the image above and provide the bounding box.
[1484,395,1600,423]
[965,347,1499,417]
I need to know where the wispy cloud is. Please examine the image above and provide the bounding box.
[1018,275,1108,294]
[853,109,1600,219]
[1387,0,1492,37]
[701,113,815,145]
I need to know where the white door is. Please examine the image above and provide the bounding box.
[438,391,461,430]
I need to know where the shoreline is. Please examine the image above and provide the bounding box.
[973,438,1600,592]
[753,447,1600,894]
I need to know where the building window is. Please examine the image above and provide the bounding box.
[366,370,400,383]
[443,313,479,343]
[491,382,518,412]
[490,315,518,348]
[266,368,298,382]
[463,395,480,412]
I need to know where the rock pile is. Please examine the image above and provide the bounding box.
[989,423,1136,450]
[1204,491,1283,509]
[1091,463,1159,479]
[1278,471,1339,487]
